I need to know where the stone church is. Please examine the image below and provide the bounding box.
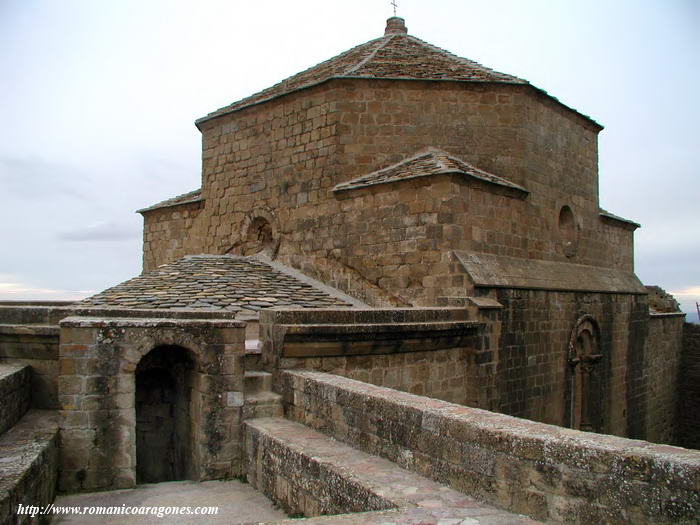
[1,16,697,525]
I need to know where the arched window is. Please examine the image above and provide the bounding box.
[558,205,578,258]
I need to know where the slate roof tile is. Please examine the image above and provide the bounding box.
[137,189,202,214]
[197,24,526,124]
[332,148,528,194]
[78,255,357,311]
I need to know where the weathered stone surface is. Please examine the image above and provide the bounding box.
[260,308,492,408]
[455,251,646,294]
[0,363,31,435]
[0,410,58,525]
[280,370,700,524]
[58,317,246,492]
[246,416,540,523]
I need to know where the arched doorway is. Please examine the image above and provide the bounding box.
[565,316,605,433]
[135,345,195,483]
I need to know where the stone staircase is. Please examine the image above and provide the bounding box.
[0,363,59,525]
[243,347,283,420]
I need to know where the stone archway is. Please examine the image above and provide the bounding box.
[225,207,281,257]
[135,345,196,483]
[242,216,274,255]
[565,315,605,433]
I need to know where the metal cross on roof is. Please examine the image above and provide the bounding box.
[391,0,398,16]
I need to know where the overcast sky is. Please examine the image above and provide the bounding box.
[0,0,698,319]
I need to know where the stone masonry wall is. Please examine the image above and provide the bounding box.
[678,322,700,449]
[331,80,632,272]
[494,289,649,438]
[0,325,59,409]
[58,317,245,492]
[0,304,242,410]
[0,364,31,435]
[644,314,684,444]
[144,78,635,306]
[260,307,499,408]
[280,370,700,524]
[142,200,204,271]
[197,82,341,260]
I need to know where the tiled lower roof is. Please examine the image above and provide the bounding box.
[599,209,640,229]
[137,189,202,214]
[333,148,528,194]
[78,255,360,312]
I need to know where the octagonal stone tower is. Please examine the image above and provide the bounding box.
[140,17,639,309]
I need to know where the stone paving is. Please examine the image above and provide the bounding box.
[52,480,288,525]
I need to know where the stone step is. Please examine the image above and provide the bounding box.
[0,363,31,436]
[245,417,541,523]
[0,410,59,525]
[243,392,283,419]
[244,350,262,371]
[244,370,272,394]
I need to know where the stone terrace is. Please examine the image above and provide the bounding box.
[78,255,362,312]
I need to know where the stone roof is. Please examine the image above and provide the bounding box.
[599,209,640,229]
[78,255,361,312]
[197,17,527,124]
[137,189,202,214]
[333,148,528,194]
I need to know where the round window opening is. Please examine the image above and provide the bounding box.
[558,205,578,258]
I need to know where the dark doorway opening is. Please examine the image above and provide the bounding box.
[136,345,195,483]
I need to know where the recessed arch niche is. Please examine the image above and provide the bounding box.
[558,205,578,258]
[564,315,606,433]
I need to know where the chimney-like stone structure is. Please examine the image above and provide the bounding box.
[384,16,407,35]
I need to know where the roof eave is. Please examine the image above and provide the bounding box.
[196,76,602,132]
[136,195,204,214]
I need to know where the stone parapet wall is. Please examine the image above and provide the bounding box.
[0,364,31,435]
[280,370,700,524]
[246,418,395,516]
[58,317,246,492]
[0,304,241,325]
[0,325,59,409]
[261,307,498,407]
[0,410,59,525]
[245,417,540,523]
[679,322,700,449]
